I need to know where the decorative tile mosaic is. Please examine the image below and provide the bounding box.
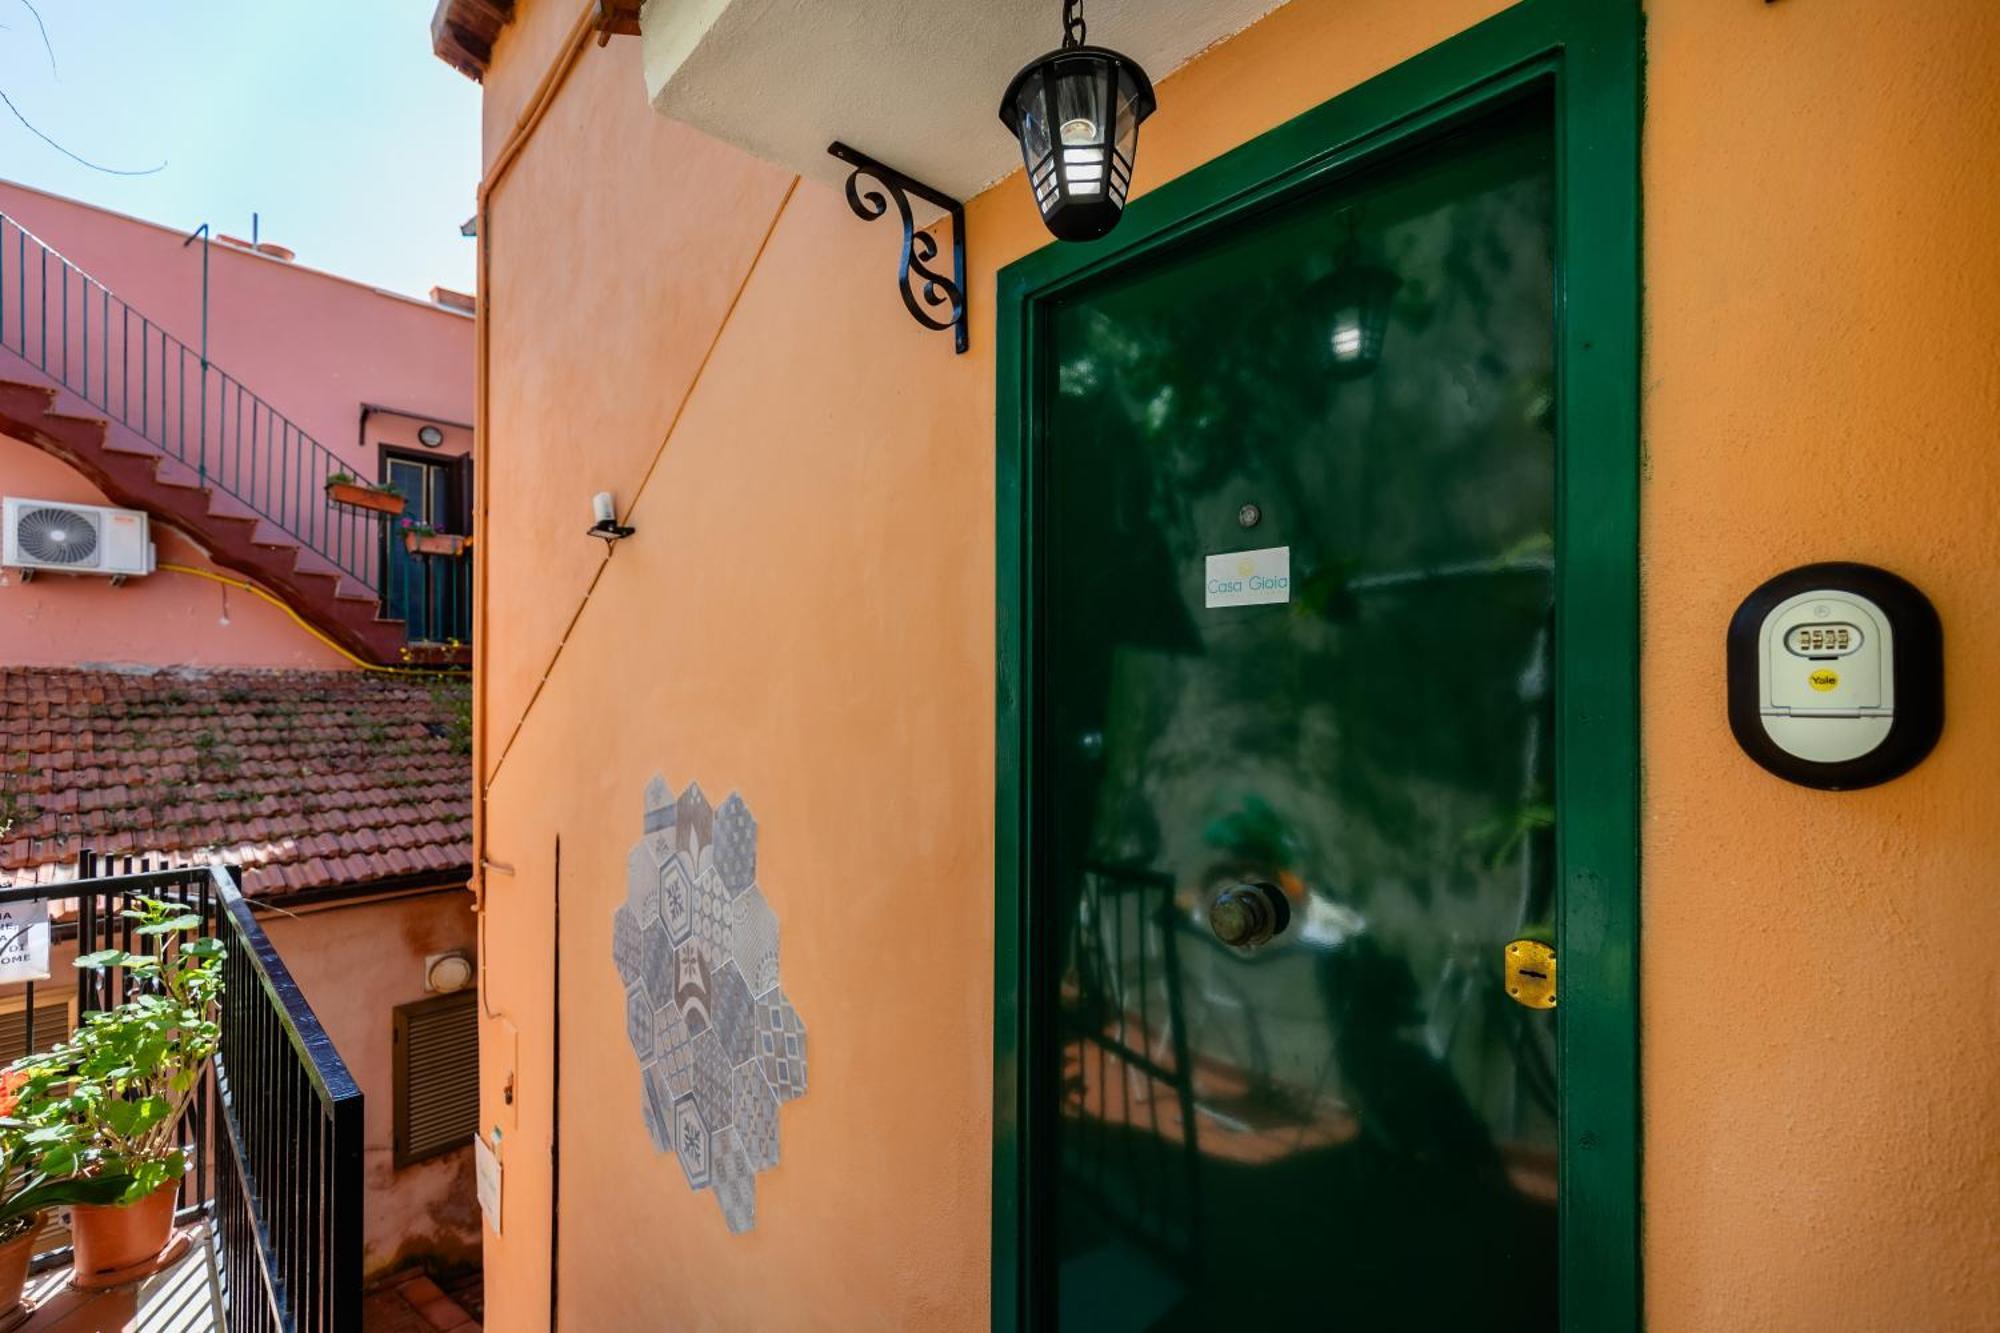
[626,843,659,925]
[692,864,733,970]
[656,998,695,1100]
[659,851,697,946]
[673,937,713,1037]
[639,920,675,1008]
[710,1128,757,1235]
[676,782,714,858]
[625,982,656,1064]
[642,1062,675,1154]
[673,1094,711,1190]
[713,793,758,896]
[730,886,780,996]
[612,905,643,989]
[710,960,756,1067]
[614,775,806,1235]
[733,1060,780,1171]
[755,987,807,1102]
[690,1026,735,1133]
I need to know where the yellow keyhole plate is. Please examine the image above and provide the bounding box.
[1505,939,1557,1009]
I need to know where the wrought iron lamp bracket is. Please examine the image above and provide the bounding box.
[827,142,969,354]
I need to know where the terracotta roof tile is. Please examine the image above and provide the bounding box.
[0,667,471,899]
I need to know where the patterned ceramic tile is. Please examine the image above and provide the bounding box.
[639,920,675,1007]
[755,987,808,1102]
[676,782,714,859]
[626,843,660,925]
[690,1028,735,1133]
[729,886,780,995]
[642,1062,675,1154]
[619,771,804,1234]
[612,905,643,989]
[643,773,674,829]
[673,1094,711,1190]
[656,998,695,1099]
[710,1129,757,1236]
[642,1076,670,1155]
[659,851,697,946]
[713,793,758,896]
[673,937,713,1037]
[733,1061,780,1171]
[625,982,656,1064]
[692,865,732,970]
[710,961,756,1067]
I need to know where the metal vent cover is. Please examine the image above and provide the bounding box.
[393,989,478,1166]
[14,505,99,566]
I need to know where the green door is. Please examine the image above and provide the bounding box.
[1034,95,1558,1330]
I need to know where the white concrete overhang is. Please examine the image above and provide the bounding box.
[640,0,1292,202]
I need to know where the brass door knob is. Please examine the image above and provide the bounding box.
[1209,882,1290,950]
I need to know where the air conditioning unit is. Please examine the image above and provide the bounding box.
[3,497,155,582]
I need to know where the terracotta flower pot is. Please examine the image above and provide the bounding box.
[70,1182,176,1280]
[326,480,406,515]
[0,1212,44,1314]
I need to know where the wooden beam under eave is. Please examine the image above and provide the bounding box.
[430,0,515,81]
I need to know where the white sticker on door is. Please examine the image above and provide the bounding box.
[1205,546,1291,608]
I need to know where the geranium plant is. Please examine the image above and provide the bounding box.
[0,1072,128,1243]
[12,899,226,1205]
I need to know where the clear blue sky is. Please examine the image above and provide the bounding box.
[0,0,479,298]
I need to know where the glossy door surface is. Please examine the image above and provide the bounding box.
[1037,97,1557,1330]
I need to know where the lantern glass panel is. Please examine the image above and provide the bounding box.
[1054,66,1109,198]
[1110,67,1142,205]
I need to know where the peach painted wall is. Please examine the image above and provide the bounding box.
[1640,1,2000,1328]
[262,890,482,1280]
[470,1,1516,1329]
[0,179,473,481]
[473,0,2000,1328]
[0,429,349,668]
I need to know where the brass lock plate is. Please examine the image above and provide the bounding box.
[1505,939,1557,1009]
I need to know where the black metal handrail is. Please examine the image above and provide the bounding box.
[0,212,384,597]
[0,854,363,1331]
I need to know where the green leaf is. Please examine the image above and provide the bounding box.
[181,939,225,959]
[74,950,132,970]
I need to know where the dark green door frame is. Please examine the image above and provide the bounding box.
[993,1,1641,1328]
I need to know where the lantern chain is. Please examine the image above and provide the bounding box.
[1062,0,1086,48]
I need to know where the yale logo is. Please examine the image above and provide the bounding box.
[1808,668,1840,693]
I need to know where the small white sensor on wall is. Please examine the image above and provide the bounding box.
[588,491,634,547]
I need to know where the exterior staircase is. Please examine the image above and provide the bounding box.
[0,209,413,664]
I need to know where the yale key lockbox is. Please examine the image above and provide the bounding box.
[1727,562,1943,790]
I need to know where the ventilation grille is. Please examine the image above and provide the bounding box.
[14,506,99,566]
[394,990,478,1166]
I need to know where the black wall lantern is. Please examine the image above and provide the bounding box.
[1000,0,1156,242]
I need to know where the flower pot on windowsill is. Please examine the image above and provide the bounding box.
[326,481,406,516]
[0,1212,43,1316]
[69,1180,178,1284]
[403,531,468,558]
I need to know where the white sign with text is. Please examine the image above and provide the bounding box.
[0,901,51,982]
[1205,546,1292,609]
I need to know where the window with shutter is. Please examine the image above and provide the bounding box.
[393,990,478,1168]
[0,991,75,1066]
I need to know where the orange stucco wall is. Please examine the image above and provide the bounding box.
[1641,2,2000,1328]
[0,429,349,668]
[470,0,2000,1329]
[263,890,481,1280]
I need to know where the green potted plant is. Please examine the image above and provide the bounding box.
[399,516,467,557]
[13,899,225,1282]
[0,1071,129,1313]
[325,469,407,516]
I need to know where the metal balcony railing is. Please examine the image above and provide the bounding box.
[0,212,385,598]
[0,853,363,1332]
